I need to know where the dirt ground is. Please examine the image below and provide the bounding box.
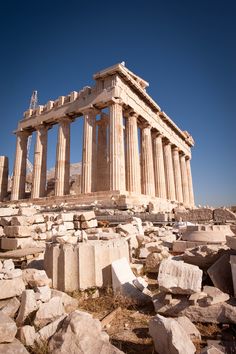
[71,287,155,353]
[70,286,236,354]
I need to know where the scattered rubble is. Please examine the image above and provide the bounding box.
[0,202,235,352]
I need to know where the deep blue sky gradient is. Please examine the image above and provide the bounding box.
[0,0,235,206]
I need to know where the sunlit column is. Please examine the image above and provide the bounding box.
[180,153,189,206]
[125,113,141,193]
[109,101,126,191]
[172,147,183,203]
[141,124,155,196]
[31,125,48,198]
[186,157,195,207]
[152,133,166,198]
[55,118,71,196]
[11,131,30,200]
[81,109,96,193]
[163,140,176,201]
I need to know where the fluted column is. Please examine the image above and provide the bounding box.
[81,109,96,193]
[96,114,109,191]
[172,147,183,203]
[125,113,141,193]
[152,133,166,199]
[180,154,189,206]
[163,141,176,201]
[55,118,70,196]
[109,102,126,191]
[186,157,195,207]
[31,125,48,199]
[0,156,8,201]
[141,125,155,196]
[11,131,29,200]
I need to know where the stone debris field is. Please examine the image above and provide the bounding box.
[0,203,235,353]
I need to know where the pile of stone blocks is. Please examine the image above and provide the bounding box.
[0,206,131,251]
[0,205,48,251]
[0,258,122,354]
[147,231,236,353]
[128,221,177,272]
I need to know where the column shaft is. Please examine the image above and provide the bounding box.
[186,157,195,207]
[55,118,70,196]
[31,126,48,198]
[109,102,126,191]
[163,142,176,200]
[180,154,189,206]
[153,134,166,198]
[11,131,29,200]
[141,126,155,196]
[172,147,183,203]
[81,110,96,193]
[97,116,109,191]
[0,156,8,201]
[125,114,141,193]
[91,115,97,192]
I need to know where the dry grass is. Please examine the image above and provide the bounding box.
[70,287,139,319]
[27,340,49,354]
[196,322,221,337]
[69,287,155,353]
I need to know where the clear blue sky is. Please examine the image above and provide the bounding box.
[0,0,235,207]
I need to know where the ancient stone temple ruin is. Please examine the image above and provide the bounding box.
[6,63,195,210]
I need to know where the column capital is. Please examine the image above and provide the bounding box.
[124,108,139,119]
[35,124,50,133]
[152,131,164,139]
[172,146,180,152]
[57,117,72,126]
[15,130,31,138]
[81,107,100,117]
[179,151,187,158]
[127,113,139,123]
[163,137,172,145]
[110,98,124,107]
[141,122,152,130]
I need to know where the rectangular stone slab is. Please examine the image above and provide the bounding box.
[0,247,44,260]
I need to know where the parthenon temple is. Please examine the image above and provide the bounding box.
[4,63,195,210]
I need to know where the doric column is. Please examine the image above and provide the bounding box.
[172,147,183,203]
[152,133,166,199]
[109,101,126,191]
[81,109,96,193]
[141,124,155,196]
[0,156,8,201]
[11,131,29,200]
[31,125,48,199]
[186,157,195,207]
[96,113,109,191]
[91,112,98,193]
[55,118,70,196]
[125,113,141,193]
[180,153,189,206]
[163,140,176,201]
